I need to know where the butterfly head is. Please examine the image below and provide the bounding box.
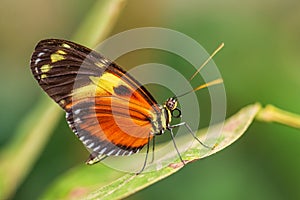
[164,97,181,118]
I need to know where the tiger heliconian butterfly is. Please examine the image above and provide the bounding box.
[30,39,223,173]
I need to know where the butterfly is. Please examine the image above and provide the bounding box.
[30,39,223,173]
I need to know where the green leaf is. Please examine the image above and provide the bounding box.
[42,103,261,200]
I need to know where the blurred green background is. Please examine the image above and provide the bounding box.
[1,0,300,199]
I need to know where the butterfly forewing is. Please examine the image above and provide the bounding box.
[30,39,162,158]
[30,39,107,109]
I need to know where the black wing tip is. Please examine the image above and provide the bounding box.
[35,38,70,46]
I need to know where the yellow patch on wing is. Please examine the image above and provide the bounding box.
[90,72,125,94]
[71,73,126,101]
[41,74,47,79]
[51,53,65,63]
[59,99,66,108]
[72,84,98,100]
[40,64,52,73]
[95,61,106,68]
[56,50,67,55]
[61,43,71,48]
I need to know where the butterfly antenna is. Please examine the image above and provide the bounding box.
[190,42,224,81]
[175,78,223,98]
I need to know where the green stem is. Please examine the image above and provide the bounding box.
[0,97,62,199]
[0,0,127,199]
[73,0,127,47]
[256,104,300,129]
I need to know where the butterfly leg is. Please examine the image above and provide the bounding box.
[170,122,212,149]
[150,135,156,163]
[150,131,164,163]
[136,132,151,175]
[168,127,185,165]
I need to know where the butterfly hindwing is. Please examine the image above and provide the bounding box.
[30,39,162,157]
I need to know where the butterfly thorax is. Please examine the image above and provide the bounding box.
[151,97,181,135]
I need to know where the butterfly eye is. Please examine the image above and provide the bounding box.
[165,98,178,110]
[167,101,173,108]
[171,108,181,118]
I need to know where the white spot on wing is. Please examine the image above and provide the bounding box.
[74,109,81,115]
[99,147,107,155]
[102,59,110,64]
[34,58,41,65]
[115,149,121,156]
[127,151,133,156]
[87,142,94,149]
[93,145,101,152]
[83,139,90,145]
[107,149,115,156]
[74,118,81,123]
[79,136,85,141]
[37,52,45,57]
